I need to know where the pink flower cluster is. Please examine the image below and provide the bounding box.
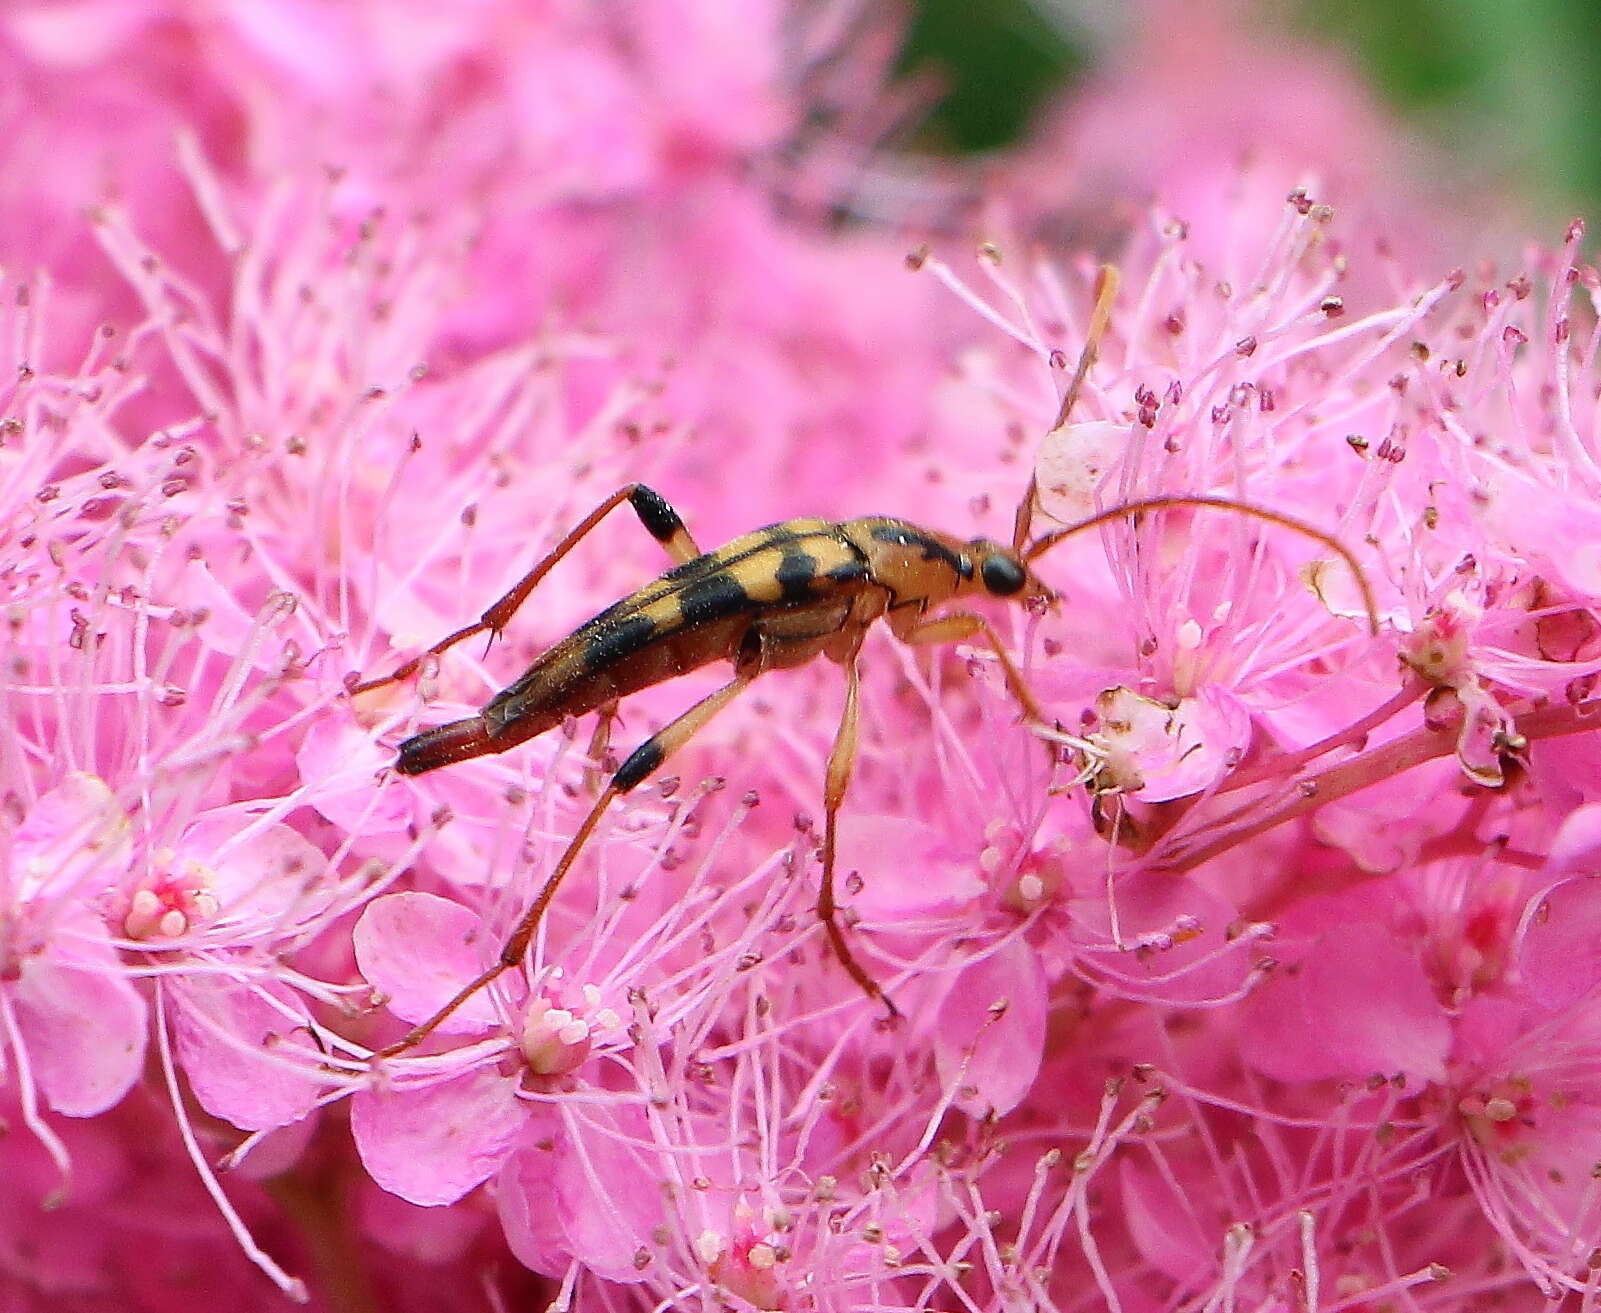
[3,2,1601,1310]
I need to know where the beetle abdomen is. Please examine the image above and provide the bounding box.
[477,521,868,736]
[396,716,499,775]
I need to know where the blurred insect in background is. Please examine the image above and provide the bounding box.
[351,268,1376,1055]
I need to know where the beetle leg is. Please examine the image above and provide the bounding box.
[374,666,755,1058]
[893,608,1050,725]
[352,484,700,694]
[372,782,621,1057]
[818,653,900,1019]
[892,607,1061,787]
[584,700,621,795]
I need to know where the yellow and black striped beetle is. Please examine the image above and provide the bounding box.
[352,270,1374,1056]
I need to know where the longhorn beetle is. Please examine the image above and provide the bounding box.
[352,268,1377,1056]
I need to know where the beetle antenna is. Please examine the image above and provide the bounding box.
[1023,493,1382,637]
[1013,264,1121,552]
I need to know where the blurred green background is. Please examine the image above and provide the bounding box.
[896,0,1601,219]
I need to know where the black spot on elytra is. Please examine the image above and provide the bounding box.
[581,612,658,671]
[678,571,752,627]
[775,550,818,602]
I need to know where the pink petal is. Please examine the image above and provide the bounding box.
[1452,684,1512,788]
[353,892,501,1033]
[1094,685,1252,802]
[14,772,131,901]
[1545,803,1601,876]
[297,720,412,836]
[12,929,145,1117]
[351,1068,525,1207]
[1520,498,1601,596]
[634,0,784,154]
[1254,670,1398,751]
[229,1115,317,1182]
[1517,876,1601,1012]
[4,1,152,67]
[1240,924,1449,1084]
[935,938,1047,1117]
[1120,1158,1212,1286]
[1312,767,1445,874]
[1069,870,1252,1005]
[219,0,365,97]
[178,805,335,922]
[497,1112,571,1279]
[170,976,322,1130]
[553,1108,665,1284]
[498,1106,667,1285]
[176,556,272,662]
[845,814,985,920]
[1451,993,1529,1067]
[1530,730,1601,813]
[506,37,654,201]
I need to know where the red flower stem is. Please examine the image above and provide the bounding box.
[1161,696,1601,876]
[1218,676,1429,794]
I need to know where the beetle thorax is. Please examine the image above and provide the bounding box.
[842,518,980,608]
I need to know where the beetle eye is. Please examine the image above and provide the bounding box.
[980,554,1027,596]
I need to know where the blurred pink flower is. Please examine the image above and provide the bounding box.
[4,2,1601,1311]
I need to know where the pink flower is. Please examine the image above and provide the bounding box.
[3,775,145,1126]
[6,3,1601,1309]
